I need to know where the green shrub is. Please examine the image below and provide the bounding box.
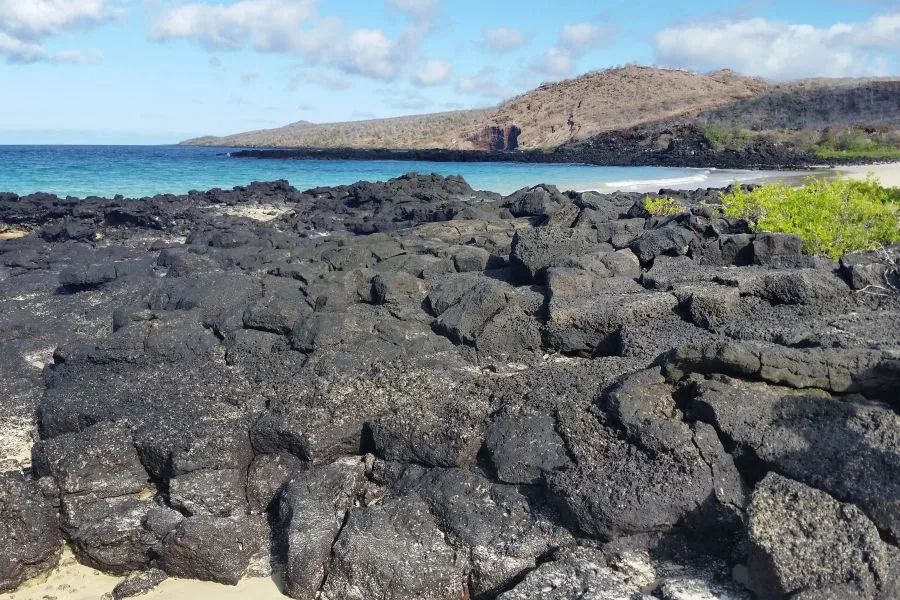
[814,147,900,160]
[720,176,900,260]
[813,127,900,160]
[643,196,685,216]
[702,122,755,151]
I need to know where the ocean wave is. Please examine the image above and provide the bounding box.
[603,172,711,189]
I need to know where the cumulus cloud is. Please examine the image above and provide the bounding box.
[654,14,900,80]
[0,31,45,62]
[482,27,526,53]
[526,22,613,80]
[456,67,510,99]
[559,23,613,55]
[341,28,398,79]
[151,0,427,81]
[411,59,452,86]
[0,0,124,39]
[529,47,573,78]
[150,0,317,51]
[0,0,120,63]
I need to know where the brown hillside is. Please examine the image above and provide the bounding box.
[695,78,900,130]
[182,109,490,149]
[181,66,772,150]
[481,65,771,149]
[182,67,900,152]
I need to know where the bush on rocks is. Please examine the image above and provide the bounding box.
[721,177,900,260]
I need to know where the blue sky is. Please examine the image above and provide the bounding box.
[0,0,898,144]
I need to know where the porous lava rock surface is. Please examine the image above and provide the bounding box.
[1,174,898,598]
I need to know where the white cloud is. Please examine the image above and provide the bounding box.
[559,23,611,55]
[483,27,526,53]
[385,0,438,18]
[654,14,900,80]
[0,30,45,62]
[412,59,452,86]
[456,68,510,99]
[0,0,119,63]
[0,0,124,39]
[530,47,572,77]
[342,28,396,79]
[523,22,613,82]
[150,0,317,52]
[151,0,424,81]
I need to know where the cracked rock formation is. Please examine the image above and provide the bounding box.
[1,174,898,598]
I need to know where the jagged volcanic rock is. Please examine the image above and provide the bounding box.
[0,174,898,598]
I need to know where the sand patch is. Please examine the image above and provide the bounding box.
[23,348,55,370]
[211,204,293,222]
[0,415,35,472]
[7,547,287,600]
[842,162,900,188]
[0,230,28,239]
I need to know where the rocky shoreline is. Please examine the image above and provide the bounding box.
[1,174,898,599]
[228,123,889,170]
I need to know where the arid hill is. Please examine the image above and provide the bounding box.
[480,66,770,149]
[182,109,490,149]
[695,78,900,130]
[182,66,771,150]
[182,65,900,153]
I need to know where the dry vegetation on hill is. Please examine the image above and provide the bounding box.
[183,109,490,149]
[183,66,770,150]
[182,65,900,156]
[481,66,770,148]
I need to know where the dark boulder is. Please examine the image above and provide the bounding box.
[497,547,647,599]
[510,228,598,282]
[690,377,900,540]
[545,290,678,355]
[246,452,305,514]
[745,473,900,599]
[630,223,697,263]
[0,472,61,592]
[32,422,158,573]
[322,495,467,600]
[112,568,169,599]
[548,374,742,540]
[484,415,569,485]
[156,515,265,585]
[392,466,574,596]
[276,457,366,600]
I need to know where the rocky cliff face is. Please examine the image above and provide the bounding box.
[1,175,898,598]
[467,125,522,151]
[699,79,900,130]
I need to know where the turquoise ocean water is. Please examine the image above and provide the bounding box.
[0,145,805,198]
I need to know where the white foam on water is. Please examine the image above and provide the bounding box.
[603,171,711,189]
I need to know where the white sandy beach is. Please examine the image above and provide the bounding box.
[841,162,900,187]
[6,547,287,600]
